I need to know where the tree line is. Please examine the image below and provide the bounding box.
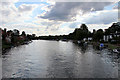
[36,22,120,44]
[1,28,36,53]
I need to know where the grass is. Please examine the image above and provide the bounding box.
[90,41,120,49]
[2,44,11,49]
[105,43,119,49]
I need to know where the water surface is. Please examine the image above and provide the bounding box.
[2,40,118,78]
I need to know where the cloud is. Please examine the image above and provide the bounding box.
[1,1,118,36]
[80,9,118,24]
[87,24,113,32]
[35,19,61,32]
[2,23,45,34]
[1,0,19,3]
[0,2,39,25]
[39,2,112,21]
[54,0,118,2]
[41,5,54,12]
[69,22,81,28]
[1,0,118,2]
[18,4,38,12]
[67,9,117,29]
[113,5,118,9]
[1,9,11,16]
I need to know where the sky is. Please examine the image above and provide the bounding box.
[0,0,119,36]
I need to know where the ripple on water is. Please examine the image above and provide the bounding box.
[2,40,119,78]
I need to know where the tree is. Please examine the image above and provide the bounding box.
[21,31,26,36]
[13,29,19,36]
[68,24,90,40]
[93,29,104,41]
[2,28,7,41]
[93,29,96,34]
[80,24,88,31]
[80,24,89,39]
[72,24,89,40]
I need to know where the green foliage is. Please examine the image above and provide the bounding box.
[71,24,89,40]
[22,31,26,36]
[93,29,104,41]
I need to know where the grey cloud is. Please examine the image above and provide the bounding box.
[68,9,118,28]
[41,21,61,26]
[83,10,118,24]
[39,2,112,21]
[40,21,60,31]
[1,10,11,16]
[1,2,11,5]
[41,22,55,26]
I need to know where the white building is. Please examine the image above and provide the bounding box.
[103,31,120,42]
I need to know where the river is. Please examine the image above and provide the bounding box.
[2,40,119,78]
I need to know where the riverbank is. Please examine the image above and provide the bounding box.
[91,42,120,49]
[2,39,120,54]
[104,43,120,49]
[2,40,32,54]
[49,39,120,50]
[66,39,120,53]
[90,41,120,54]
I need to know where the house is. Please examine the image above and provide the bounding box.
[0,28,2,40]
[103,31,120,42]
[103,34,112,42]
[88,37,92,41]
[83,37,92,41]
[5,37,11,43]
[18,36,25,41]
[103,22,120,42]
[5,30,13,43]
[13,29,19,36]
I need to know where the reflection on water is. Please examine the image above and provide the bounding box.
[2,40,119,78]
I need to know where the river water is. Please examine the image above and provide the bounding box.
[2,40,119,78]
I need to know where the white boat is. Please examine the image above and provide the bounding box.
[113,49,120,53]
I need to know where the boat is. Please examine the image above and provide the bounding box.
[112,48,120,54]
